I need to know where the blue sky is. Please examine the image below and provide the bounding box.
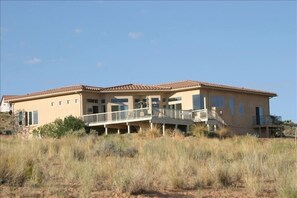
[0,1,296,122]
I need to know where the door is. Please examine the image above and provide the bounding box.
[256,107,264,125]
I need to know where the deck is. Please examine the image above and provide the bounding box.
[82,108,194,127]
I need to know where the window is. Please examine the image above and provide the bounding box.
[111,98,128,103]
[101,99,106,104]
[33,111,38,125]
[229,97,235,115]
[67,100,70,104]
[87,99,98,103]
[152,98,159,108]
[25,112,28,126]
[239,103,245,115]
[22,111,38,126]
[210,96,225,108]
[193,94,204,110]
[59,101,62,105]
[18,112,23,125]
[134,99,140,103]
[168,97,182,102]
[51,102,54,106]
[28,112,33,125]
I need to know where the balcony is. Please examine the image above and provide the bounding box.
[82,108,193,127]
[253,115,282,126]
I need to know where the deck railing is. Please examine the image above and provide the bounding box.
[82,107,193,125]
[152,108,192,120]
[192,109,228,126]
[83,108,150,125]
[253,115,282,126]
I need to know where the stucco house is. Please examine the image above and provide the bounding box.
[6,80,279,137]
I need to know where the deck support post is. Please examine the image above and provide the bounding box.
[150,122,153,130]
[186,125,189,134]
[207,124,210,132]
[214,124,217,132]
[104,125,108,135]
[139,126,142,132]
[127,123,131,134]
[162,124,165,136]
[117,129,120,134]
[175,124,178,130]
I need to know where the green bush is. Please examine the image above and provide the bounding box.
[33,116,85,138]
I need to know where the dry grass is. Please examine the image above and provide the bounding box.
[0,132,296,197]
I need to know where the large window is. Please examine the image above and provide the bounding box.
[33,111,38,125]
[19,111,38,126]
[229,97,235,115]
[111,98,128,103]
[193,94,204,110]
[210,96,225,108]
[239,103,245,115]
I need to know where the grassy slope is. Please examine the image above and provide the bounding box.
[0,134,296,198]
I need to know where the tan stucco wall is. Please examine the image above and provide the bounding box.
[166,89,201,110]
[200,88,270,134]
[13,93,82,126]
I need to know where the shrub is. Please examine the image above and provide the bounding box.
[95,139,138,158]
[215,127,233,139]
[190,124,208,138]
[33,116,85,138]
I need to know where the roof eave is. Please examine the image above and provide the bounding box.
[7,90,84,103]
[200,85,277,97]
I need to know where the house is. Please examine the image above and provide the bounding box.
[0,95,15,113]
[7,80,279,137]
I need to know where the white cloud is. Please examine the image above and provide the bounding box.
[128,32,143,39]
[74,28,83,34]
[26,57,42,65]
[96,62,103,68]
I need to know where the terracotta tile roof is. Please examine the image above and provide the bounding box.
[157,80,277,96]
[156,80,200,89]
[8,85,102,101]
[2,95,18,100]
[102,84,171,92]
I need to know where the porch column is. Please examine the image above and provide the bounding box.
[203,96,207,109]
[104,125,108,135]
[162,124,165,136]
[127,123,131,134]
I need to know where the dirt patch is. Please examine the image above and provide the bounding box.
[0,186,277,198]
